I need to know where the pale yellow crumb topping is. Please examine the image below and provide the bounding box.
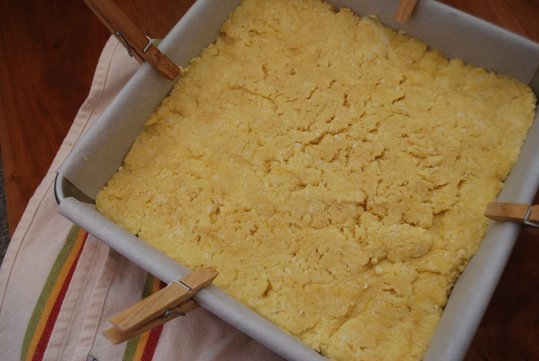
[96,0,536,360]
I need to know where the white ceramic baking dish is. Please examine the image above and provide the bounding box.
[55,1,539,360]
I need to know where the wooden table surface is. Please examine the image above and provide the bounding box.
[0,0,537,360]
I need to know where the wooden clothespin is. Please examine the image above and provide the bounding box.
[103,268,218,344]
[84,0,181,80]
[485,202,539,228]
[394,0,419,24]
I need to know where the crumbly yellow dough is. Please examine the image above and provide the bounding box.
[96,0,536,360]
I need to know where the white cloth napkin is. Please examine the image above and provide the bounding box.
[0,37,284,361]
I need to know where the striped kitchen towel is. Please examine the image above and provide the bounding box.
[0,37,282,361]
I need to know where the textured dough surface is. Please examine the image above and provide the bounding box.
[96,0,536,360]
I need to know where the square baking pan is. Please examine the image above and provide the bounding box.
[55,0,539,360]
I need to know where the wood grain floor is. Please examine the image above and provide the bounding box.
[0,0,537,360]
